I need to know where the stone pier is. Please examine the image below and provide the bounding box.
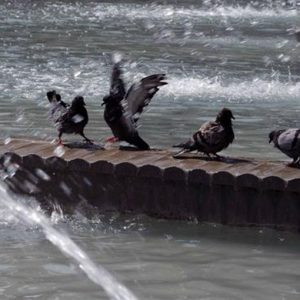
[0,138,300,232]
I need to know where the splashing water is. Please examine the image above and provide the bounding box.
[0,185,138,300]
[164,76,300,103]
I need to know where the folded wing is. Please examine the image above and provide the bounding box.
[277,129,300,151]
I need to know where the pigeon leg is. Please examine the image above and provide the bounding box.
[205,153,212,160]
[57,139,64,146]
[105,136,119,143]
[214,153,223,161]
[57,132,64,146]
[287,157,300,168]
[80,132,93,144]
[173,149,188,158]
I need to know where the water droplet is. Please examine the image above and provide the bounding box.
[74,71,81,78]
[112,52,123,64]
[4,137,11,145]
[35,168,51,181]
[83,177,92,186]
[59,182,72,196]
[54,146,65,157]
[16,113,24,123]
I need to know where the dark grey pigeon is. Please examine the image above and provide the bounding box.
[102,63,167,150]
[269,128,300,166]
[53,95,92,145]
[174,108,235,159]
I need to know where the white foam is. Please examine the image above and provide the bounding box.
[92,4,297,21]
[162,75,300,103]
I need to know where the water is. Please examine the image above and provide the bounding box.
[1,1,300,299]
[0,0,299,159]
[0,185,138,300]
[0,189,300,300]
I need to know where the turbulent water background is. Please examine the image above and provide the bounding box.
[1,1,300,299]
[0,0,299,158]
[1,199,300,300]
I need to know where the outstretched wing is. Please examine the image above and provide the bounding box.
[125,74,167,122]
[109,63,126,101]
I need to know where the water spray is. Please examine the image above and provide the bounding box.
[0,185,138,300]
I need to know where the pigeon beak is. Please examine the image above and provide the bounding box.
[268,138,272,143]
[231,115,235,120]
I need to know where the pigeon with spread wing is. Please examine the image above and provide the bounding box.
[102,63,167,150]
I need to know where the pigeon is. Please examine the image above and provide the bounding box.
[47,90,69,124]
[174,108,235,159]
[102,63,167,150]
[47,90,68,108]
[47,91,92,145]
[269,128,300,166]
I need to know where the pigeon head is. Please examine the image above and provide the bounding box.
[56,93,61,102]
[101,94,120,106]
[268,130,284,144]
[102,95,111,106]
[216,108,235,126]
[268,131,276,143]
[71,96,86,108]
[46,90,56,102]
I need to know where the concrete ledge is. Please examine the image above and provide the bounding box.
[1,138,300,232]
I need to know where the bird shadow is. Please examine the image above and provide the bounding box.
[64,142,104,150]
[119,145,150,151]
[286,163,300,169]
[118,145,166,152]
[172,153,252,164]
